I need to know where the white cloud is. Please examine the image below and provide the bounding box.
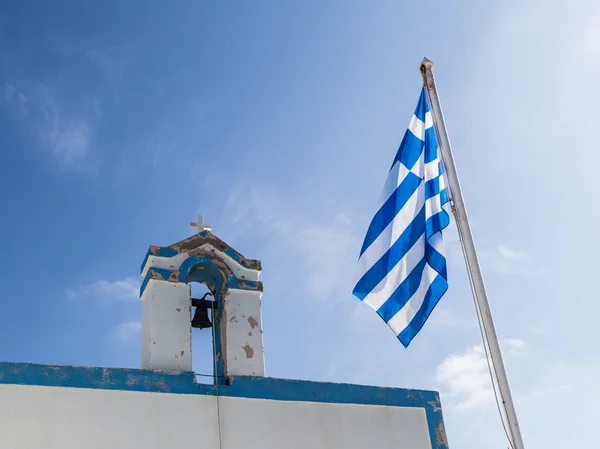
[435,338,525,412]
[502,337,525,356]
[111,321,142,343]
[2,81,96,171]
[529,383,574,400]
[67,277,140,302]
[40,102,92,170]
[2,83,28,115]
[497,245,528,262]
[223,187,360,301]
[428,308,459,329]
[482,244,532,276]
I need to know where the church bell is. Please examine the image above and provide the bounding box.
[191,305,212,329]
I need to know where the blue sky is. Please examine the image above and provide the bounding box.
[1,1,598,447]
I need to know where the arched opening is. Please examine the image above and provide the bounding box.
[185,258,229,385]
[190,282,216,385]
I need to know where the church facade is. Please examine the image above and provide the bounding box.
[0,219,449,449]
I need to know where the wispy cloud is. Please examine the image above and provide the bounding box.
[85,47,132,84]
[40,103,92,169]
[111,321,142,343]
[2,82,98,172]
[4,83,15,104]
[501,337,525,356]
[144,136,178,169]
[435,338,525,412]
[223,186,360,302]
[480,244,533,276]
[428,308,460,329]
[43,35,138,86]
[497,245,529,262]
[3,83,28,115]
[67,277,140,302]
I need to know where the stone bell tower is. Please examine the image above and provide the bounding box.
[139,216,264,378]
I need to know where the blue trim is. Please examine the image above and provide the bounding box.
[140,264,262,297]
[212,303,226,385]
[140,247,179,274]
[0,362,447,448]
[0,362,206,394]
[179,256,236,288]
[223,247,241,264]
[140,235,260,275]
[140,267,176,297]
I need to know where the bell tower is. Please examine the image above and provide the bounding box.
[139,216,264,379]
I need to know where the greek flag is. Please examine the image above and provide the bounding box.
[352,88,450,347]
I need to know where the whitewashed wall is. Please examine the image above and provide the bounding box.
[0,384,433,449]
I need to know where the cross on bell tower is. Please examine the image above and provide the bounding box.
[190,215,213,233]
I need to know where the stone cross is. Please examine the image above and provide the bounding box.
[190,215,213,233]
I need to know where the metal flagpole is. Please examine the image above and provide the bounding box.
[420,58,526,449]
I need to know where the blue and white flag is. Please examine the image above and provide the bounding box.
[352,88,450,347]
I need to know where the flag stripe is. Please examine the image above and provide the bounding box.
[352,87,450,347]
[362,234,425,310]
[377,258,427,322]
[408,114,426,141]
[354,204,426,300]
[394,274,448,347]
[359,172,421,257]
[354,179,424,287]
[424,127,438,163]
[396,131,424,170]
[425,240,447,279]
[413,89,429,121]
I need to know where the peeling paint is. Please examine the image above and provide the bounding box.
[435,421,449,448]
[242,344,254,358]
[428,399,441,413]
[141,255,263,298]
[153,231,262,270]
[247,317,259,329]
[177,232,262,270]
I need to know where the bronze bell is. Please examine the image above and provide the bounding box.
[191,306,212,329]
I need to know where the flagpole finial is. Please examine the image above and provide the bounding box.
[420,58,435,85]
[420,57,435,70]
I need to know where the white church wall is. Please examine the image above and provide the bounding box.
[0,384,433,449]
[218,396,432,449]
[0,363,448,449]
[0,384,219,449]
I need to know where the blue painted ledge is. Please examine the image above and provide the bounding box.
[0,362,448,448]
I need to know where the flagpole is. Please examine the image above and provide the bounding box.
[420,58,525,449]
